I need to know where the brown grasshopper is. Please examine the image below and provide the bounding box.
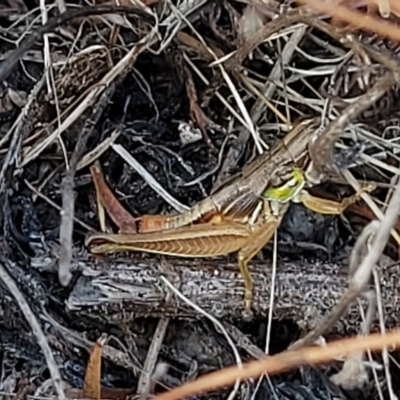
[85,117,372,315]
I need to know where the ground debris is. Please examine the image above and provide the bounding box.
[1,1,400,399]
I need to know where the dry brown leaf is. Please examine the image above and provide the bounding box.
[90,162,138,233]
[65,334,135,400]
[83,334,107,399]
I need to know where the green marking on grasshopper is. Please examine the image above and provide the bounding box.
[263,168,305,203]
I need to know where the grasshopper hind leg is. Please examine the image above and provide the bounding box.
[238,217,281,319]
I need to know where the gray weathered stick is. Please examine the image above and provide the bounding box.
[66,253,400,334]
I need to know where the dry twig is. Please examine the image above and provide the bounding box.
[152,330,400,400]
[137,318,170,396]
[59,84,115,287]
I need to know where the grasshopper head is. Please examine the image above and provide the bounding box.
[263,167,305,203]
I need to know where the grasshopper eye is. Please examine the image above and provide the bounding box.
[286,177,298,187]
[283,169,302,188]
[263,168,305,203]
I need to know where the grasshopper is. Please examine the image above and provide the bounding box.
[86,117,372,315]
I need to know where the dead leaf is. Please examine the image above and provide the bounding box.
[83,334,107,399]
[65,333,135,400]
[90,162,138,233]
